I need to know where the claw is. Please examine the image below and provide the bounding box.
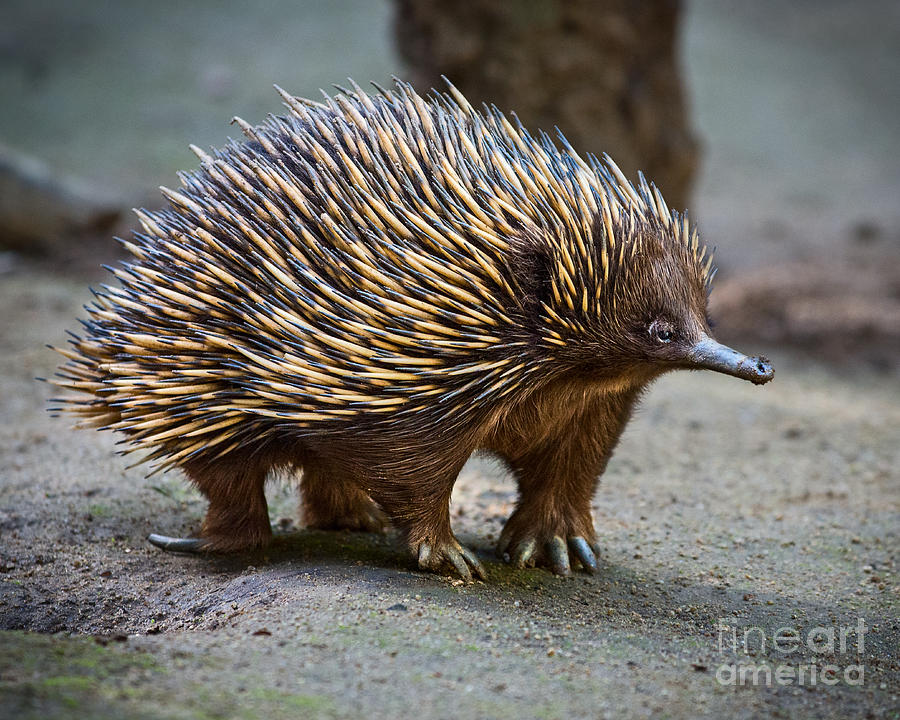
[418,542,434,569]
[568,536,597,574]
[148,533,207,553]
[546,536,571,576]
[512,538,536,568]
[458,545,487,581]
[445,546,472,581]
[417,540,484,581]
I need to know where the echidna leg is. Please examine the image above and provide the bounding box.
[300,465,389,533]
[497,390,639,575]
[150,456,272,553]
[497,449,601,576]
[362,459,485,581]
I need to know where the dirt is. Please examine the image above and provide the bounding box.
[1,0,899,718]
[1,266,898,719]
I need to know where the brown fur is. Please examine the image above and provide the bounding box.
[183,455,273,553]
[484,375,646,566]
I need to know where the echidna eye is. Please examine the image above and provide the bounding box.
[656,327,673,343]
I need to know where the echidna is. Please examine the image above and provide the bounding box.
[52,79,773,580]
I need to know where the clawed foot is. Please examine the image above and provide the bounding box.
[498,511,599,576]
[302,490,390,533]
[416,537,486,582]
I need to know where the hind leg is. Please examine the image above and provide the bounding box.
[149,454,272,553]
[300,464,388,533]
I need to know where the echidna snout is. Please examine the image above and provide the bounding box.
[687,337,774,384]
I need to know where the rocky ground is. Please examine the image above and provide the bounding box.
[1,0,899,718]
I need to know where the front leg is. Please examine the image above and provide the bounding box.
[496,470,599,576]
[493,388,639,575]
[376,461,486,582]
[321,442,485,581]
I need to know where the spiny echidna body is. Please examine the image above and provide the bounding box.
[52,79,773,579]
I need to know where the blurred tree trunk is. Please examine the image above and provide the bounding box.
[393,0,698,209]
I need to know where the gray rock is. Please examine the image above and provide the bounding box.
[0,144,122,254]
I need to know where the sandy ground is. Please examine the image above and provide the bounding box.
[1,0,899,718]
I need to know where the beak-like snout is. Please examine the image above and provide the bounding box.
[688,336,774,385]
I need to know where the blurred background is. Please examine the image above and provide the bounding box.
[1,0,898,367]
